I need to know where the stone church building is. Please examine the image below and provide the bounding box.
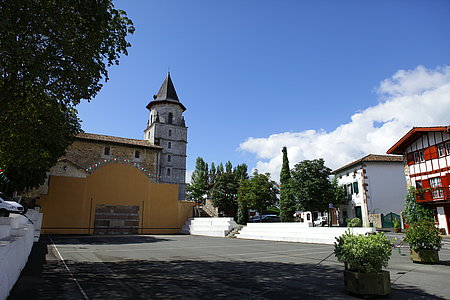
[36,73,194,234]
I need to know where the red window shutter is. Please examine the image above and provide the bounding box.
[424,148,431,160]
[422,180,430,189]
[429,146,438,159]
[406,153,414,165]
[442,175,448,186]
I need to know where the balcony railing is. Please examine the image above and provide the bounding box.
[415,187,450,202]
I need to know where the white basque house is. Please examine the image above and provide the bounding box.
[387,126,450,234]
[333,154,407,227]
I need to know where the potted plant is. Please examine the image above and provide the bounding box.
[334,230,392,296]
[393,218,401,233]
[405,220,442,263]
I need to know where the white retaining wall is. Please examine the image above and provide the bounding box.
[236,223,375,244]
[0,209,43,300]
[181,217,239,237]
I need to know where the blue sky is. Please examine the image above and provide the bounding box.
[77,0,450,181]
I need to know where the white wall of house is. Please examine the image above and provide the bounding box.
[365,162,407,216]
[336,161,407,227]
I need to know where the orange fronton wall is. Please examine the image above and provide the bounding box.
[38,163,194,234]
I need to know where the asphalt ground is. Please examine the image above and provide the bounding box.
[8,233,450,300]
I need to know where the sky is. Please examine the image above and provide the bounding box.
[77,0,450,182]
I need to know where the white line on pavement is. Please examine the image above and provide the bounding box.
[49,236,89,300]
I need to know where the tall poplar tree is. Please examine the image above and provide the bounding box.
[209,162,217,185]
[279,147,296,221]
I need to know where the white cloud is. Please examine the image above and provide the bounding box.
[240,65,450,181]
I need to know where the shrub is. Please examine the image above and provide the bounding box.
[392,218,400,228]
[405,220,442,251]
[347,217,362,227]
[334,231,392,273]
[404,187,434,224]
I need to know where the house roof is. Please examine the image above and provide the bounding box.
[146,73,186,111]
[386,126,450,155]
[76,132,162,150]
[332,154,403,174]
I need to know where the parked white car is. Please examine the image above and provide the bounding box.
[314,216,328,227]
[0,193,25,217]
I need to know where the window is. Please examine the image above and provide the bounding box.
[155,138,160,145]
[438,144,445,157]
[429,177,443,198]
[167,168,171,176]
[352,182,359,194]
[168,142,171,149]
[135,150,140,159]
[446,142,450,155]
[169,130,172,137]
[104,147,110,156]
[414,150,424,163]
[345,184,353,197]
[168,113,173,124]
[415,180,423,189]
[168,155,171,162]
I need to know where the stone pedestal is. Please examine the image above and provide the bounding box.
[410,249,439,264]
[344,270,391,296]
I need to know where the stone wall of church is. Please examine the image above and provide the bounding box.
[63,139,160,182]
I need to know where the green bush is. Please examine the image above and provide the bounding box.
[347,217,362,227]
[334,231,392,273]
[392,218,400,228]
[405,220,442,251]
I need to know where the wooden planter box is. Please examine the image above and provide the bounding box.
[410,249,439,263]
[344,270,391,296]
[393,228,401,233]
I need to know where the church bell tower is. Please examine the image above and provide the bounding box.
[144,73,187,200]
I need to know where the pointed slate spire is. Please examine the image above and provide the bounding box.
[155,72,179,101]
[147,73,186,111]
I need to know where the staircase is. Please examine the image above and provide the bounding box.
[181,217,239,237]
[226,225,244,238]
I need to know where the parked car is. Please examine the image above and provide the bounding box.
[249,214,281,223]
[0,193,25,217]
[314,216,328,227]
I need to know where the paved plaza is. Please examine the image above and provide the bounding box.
[8,234,450,299]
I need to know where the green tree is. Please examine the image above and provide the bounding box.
[211,172,239,216]
[331,176,347,208]
[236,201,249,225]
[279,147,296,222]
[0,0,134,191]
[186,157,208,204]
[209,162,217,184]
[217,163,224,177]
[404,187,434,224]
[238,170,279,220]
[290,158,333,212]
[234,163,249,181]
[329,176,348,226]
[225,161,233,173]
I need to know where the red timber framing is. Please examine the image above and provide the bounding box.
[388,126,450,233]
